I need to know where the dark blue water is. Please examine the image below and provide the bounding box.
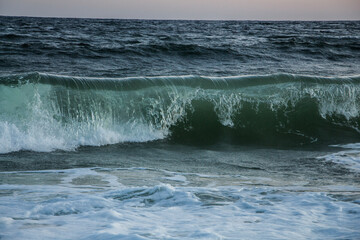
[1,17,359,77]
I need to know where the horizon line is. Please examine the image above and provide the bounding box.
[1,14,359,22]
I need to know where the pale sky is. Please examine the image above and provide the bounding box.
[0,0,359,20]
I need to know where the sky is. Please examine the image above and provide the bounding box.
[0,0,359,20]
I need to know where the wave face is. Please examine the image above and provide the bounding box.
[0,72,360,153]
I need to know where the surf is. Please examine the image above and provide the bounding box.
[0,72,359,153]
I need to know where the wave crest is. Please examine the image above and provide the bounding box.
[0,72,359,153]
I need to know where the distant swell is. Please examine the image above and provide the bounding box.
[0,72,359,153]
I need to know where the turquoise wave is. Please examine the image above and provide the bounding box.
[0,72,359,152]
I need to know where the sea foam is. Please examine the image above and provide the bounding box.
[0,168,359,240]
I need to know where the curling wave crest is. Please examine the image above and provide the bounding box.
[0,72,360,153]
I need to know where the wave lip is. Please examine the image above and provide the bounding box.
[1,72,360,153]
[1,72,360,90]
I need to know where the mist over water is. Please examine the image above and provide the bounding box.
[0,17,360,240]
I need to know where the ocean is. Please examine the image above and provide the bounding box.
[0,16,360,239]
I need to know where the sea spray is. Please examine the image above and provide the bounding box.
[0,73,359,153]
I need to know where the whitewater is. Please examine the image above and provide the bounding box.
[1,72,359,153]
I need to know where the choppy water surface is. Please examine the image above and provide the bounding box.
[0,16,360,239]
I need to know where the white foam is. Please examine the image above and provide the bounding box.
[0,120,165,154]
[0,168,359,240]
[0,121,71,153]
[318,150,360,171]
[332,142,360,149]
[319,143,360,172]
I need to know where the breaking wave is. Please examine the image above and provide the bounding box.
[0,72,359,153]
